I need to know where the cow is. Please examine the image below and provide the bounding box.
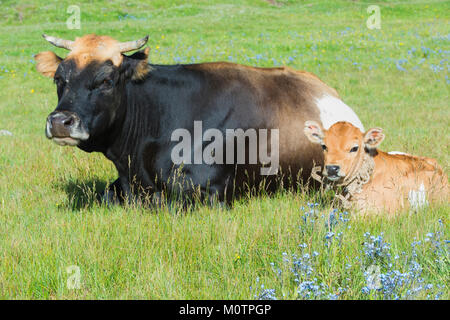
[304,120,448,214]
[35,33,365,206]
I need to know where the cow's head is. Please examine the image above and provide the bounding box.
[304,121,384,182]
[35,34,150,150]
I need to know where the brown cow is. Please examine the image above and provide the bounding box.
[304,121,448,214]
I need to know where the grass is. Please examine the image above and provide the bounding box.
[0,0,448,299]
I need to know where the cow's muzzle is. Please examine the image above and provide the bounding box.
[324,165,344,182]
[46,111,89,146]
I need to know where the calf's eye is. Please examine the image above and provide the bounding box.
[321,144,327,151]
[350,145,359,153]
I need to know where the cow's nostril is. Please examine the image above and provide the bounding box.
[62,117,75,127]
[48,112,79,138]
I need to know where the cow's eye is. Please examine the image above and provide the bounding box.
[92,78,113,91]
[350,145,359,153]
[99,78,113,89]
[103,79,113,87]
[321,144,327,151]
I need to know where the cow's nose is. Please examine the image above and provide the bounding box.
[47,112,77,138]
[325,165,340,177]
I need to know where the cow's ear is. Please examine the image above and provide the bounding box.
[35,51,62,78]
[364,127,385,149]
[304,120,325,144]
[122,47,150,81]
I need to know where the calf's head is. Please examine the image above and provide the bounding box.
[304,121,384,182]
[35,34,150,150]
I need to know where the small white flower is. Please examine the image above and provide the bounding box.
[0,130,13,136]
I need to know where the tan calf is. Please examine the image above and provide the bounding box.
[304,121,448,214]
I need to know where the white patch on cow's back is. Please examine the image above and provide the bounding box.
[408,183,428,211]
[388,151,409,156]
[315,94,364,131]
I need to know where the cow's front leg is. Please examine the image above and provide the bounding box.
[99,178,125,205]
[100,176,138,206]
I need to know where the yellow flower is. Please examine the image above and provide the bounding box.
[156,45,160,50]
[30,89,34,93]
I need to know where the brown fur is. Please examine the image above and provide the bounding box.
[186,62,339,97]
[34,51,62,78]
[305,121,448,214]
[66,34,123,67]
[35,34,151,80]
[131,47,151,81]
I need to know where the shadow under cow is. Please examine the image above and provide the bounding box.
[57,178,107,211]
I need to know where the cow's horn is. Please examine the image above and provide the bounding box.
[42,34,74,50]
[118,35,149,53]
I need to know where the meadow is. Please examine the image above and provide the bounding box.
[0,0,448,299]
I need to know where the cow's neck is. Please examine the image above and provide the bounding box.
[104,78,161,176]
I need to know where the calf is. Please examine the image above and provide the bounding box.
[304,121,448,214]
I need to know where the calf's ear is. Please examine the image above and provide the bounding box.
[364,127,385,149]
[34,51,62,77]
[121,47,151,81]
[304,120,325,144]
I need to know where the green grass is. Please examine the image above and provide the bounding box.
[0,0,448,299]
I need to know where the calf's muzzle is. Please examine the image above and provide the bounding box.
[325,165,341,179]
